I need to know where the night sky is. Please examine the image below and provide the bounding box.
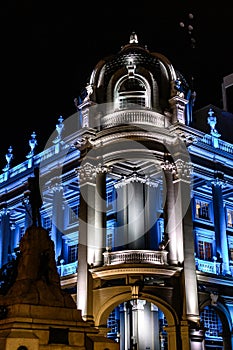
[0,1,233,170]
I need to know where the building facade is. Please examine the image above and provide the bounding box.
[0,33,233,349]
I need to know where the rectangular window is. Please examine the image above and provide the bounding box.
[20,226,25,239]
[195,199,210,220]
[43,216,52,231]
[106,189,114,209]
[230,248,233,261]
[68,244,78,263]
[69,206,78,225]
[227,208,233,227]
[119,97,146,109]
[198,240,212,260]
[106,219,115,249]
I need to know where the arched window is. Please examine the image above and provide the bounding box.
[116,76,150,109]
[200,306,223,349]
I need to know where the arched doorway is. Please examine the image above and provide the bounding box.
[94,286,180,350]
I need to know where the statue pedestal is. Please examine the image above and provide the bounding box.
[0,226,119,350]
[0,303,118,350]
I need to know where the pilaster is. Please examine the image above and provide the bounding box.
[76,161,109,322]
[211,173,230,275]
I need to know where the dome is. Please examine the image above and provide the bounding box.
[86,33,189,113]
[78,33,195,128]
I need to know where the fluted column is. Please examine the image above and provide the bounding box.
[211,174,230,274]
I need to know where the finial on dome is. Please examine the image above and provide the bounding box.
[129,32,138,44]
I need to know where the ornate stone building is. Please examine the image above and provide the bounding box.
[0,33,233,349]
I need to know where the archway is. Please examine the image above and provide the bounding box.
[95,292,179,350]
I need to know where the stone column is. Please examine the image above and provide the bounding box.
[94,166,107,266]
[0,206,11,266]
[162,160,178,264]
[114,181,128,250]
[211,174,230,275]
[130,299,146,350]
[127,181,145,250]
[151,303,160,350]
[144,179,161,250]
[174,159,205,348]
[76,162,107,322]
[76,162,96,323]
[49,176,64,262]
[180,320,205,350]
[119,303,128,350]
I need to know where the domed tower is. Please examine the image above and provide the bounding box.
[75,33,203,350]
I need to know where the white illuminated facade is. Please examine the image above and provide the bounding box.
[0,33,233,349]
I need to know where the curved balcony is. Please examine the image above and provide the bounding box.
[101,109,165,129]
[103,249,168,266]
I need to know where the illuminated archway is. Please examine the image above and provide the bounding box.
[95,291,179,350]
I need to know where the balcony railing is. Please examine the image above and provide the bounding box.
[101,109,165,128]
[195,258,221,275]
[57,260,77,276]
[103,249,168,266]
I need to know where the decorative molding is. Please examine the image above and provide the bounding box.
[76,162,110,183]
[114,173,159,188]
[174,159,193,181]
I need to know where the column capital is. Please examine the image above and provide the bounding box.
[209,177,226,188]
[161,159,176,173]
[76,162,110,184]
[76,162,96,184]
[0,206,9,216]
[173,159,193,182]
[48,176,63,193]
[130,299,146,310]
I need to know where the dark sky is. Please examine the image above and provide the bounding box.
[0,1,233,170]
